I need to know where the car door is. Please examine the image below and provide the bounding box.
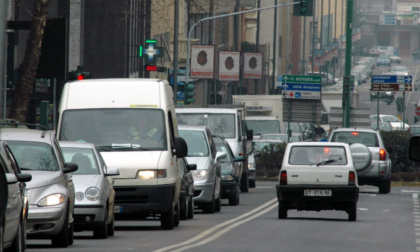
[206,129,221,197]
[225,141,241,181]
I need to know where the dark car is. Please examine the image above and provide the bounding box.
[214,136,243,206]
[179,157,196,220]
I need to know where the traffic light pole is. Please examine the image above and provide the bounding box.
[173,0,179,104]
[342,0,353,128]
[184,2,300,87]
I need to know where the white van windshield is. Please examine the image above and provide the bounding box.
[177,113,236,139]
[59,109,168,151]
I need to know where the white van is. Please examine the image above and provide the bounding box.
[57,79,188,230]
[175,106,253,191]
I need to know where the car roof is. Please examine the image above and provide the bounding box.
[176,108,238,114]
[178,125,207,132]
[288,142,348,147]
[58,141,97,149]
[252,139,285,143]
[0,128,53,144]
[332,128,378,133]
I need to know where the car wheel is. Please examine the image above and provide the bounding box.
[240,172,249,193]
[107,212,115,237]
[348,202,357,221]
[180,196,188,221]
[68,221,74,245]
[174,200,180,227]
[93,208,108,239]
[161,203,174,230]
[8,220,22,252]
[378,179,391,194]
[51,204,70,247]
[249,180,256,188]
[215,196,221,213]
[202,194,215,214]
[229,184,240,206]
[187,197,194,219]
[278,201,288,219]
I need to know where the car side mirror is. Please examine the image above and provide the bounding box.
[186,164,197,171]
[17,173,32,182]
[215,152,227,161]
[6,173,18,184]
[234,156,245,162]
[174,137,188,158]
[254,151,262,158]
[105,167,120,176]
[247,130,253,141]
[410,136,420,161]
[63,162,78,174]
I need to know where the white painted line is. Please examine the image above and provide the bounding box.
[415,212,420,215]
[415,219,420,222]
[256,187,274,189]
[415,223,420,227]
[358,208,368,211]
[153,198,278,252]
[402,190,419,193]
[364,189,379,193]
[415,194,419,199]
[364,102,371,104]
[416,239,420,244]
[416,228,420,231]
[416,233,420,236]
[370,194,377,197]
[417,247,420,252]
[383,210,389,212]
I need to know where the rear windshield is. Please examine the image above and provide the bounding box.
[289,146,347,165]
[330,132,379,147]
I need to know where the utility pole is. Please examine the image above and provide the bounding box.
[311,0,315,74]
[320,0,324,77]
[272,0,278,93]
[302,16,306,75]
[173,0,179,104]
[340,0,344,76]
[0,0,7,121]
[255,0,261,94]
[207,0,214,105]
[343,0,354,128]
[333,0,337,81]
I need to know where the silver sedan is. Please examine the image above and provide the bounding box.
[59,141,119,239]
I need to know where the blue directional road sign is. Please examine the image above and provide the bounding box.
[371,75,412,92]
[281,75,321,100]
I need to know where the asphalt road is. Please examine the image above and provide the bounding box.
[27,182,420,252]
[357,56,420,124]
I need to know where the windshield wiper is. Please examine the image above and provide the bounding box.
[20,168,35,170]
[97,145,151,151]
[316,158,342,166]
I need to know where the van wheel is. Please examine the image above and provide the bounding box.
[174,200,180,227]
[203,194,215,214]
[215,196,221,213]
[107,213,115,237]
[278,201,288,219]
[161,203,174,230]
[348,203,357,221]
[229,184,240,206]
[187,197,194,219]
[52,205,69,247]
[249,180,256,188]
[240,172,249,193]
[93,208,108,239]
[378,179,391,194]
[0,224,4,252]
[8,220,22,252]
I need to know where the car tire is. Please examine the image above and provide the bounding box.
[180,196,188,221]
[202,194,215,214]
[229,184,240,206]
[278,201,288,219]
[0,224,4,252]
[51,204,70,247]
[161,203,174,230]
[93,208,108,239]
[8,220,22,252]
[174,200,180,227]
[249,180,256,188]
[107,212,115,237]
[378,179,391,194]
[348,202,357,221]
[215,196,221,213]
[240,172,249,193]
[68,221,74,245]
[187,197,194,219]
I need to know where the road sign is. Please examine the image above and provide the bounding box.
[371,75,412,92]
[371,84,412,92]
[379,14,396,25]
[415,107,420,117]
[281,75,321,100]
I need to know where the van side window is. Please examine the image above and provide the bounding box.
[168,111,176,148]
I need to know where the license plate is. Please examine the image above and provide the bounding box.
[304,189,332,196]
[114,206,122,213]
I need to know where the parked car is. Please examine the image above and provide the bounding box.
[59,141,119,239]
[389,65,409,76]
[261,133,303,142]
[362,46,371,56]
[369,114,409,131]
[369,46,380,56]
[409,124,420,135]
[390,55,401,64]
[369,122,392,132]
[1,127,78,247]
[276,142,364,221]
[214,136,243,205]
[329,128,391,194]
[178,125,226,214]
[0,141,32,252]
[351,68,367,83]
[355,61,373,77]
[412,48,420,58]
[178,157,196,220]
[353,65,370,82]
[376,54,391,66]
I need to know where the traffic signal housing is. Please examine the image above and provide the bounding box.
[69,66,91,81]
[293,0,313,16]
[300,0,307,14]
[184,84,195,105]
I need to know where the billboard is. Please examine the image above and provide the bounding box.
[219,51,240,81]
[331,42,339,57]
[191,45,215,79]
[243,52,263,79]
[314,49,325,66]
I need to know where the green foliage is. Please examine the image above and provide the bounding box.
[380,131,417,173]
[255,142,287,171]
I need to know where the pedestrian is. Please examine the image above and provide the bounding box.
[314,123,326,137]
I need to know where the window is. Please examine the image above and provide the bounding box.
[330,132,379,147]
[216,143,233,163]
[61,147,100,175]
[179,130,209,157]
[4,146,20,174]
[289,146,347,165]
[8,141,60,171]
[177,113,236,139]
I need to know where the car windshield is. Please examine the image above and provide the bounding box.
[381,115,400,122]
[59,109,167,151]
[179,130,209,157]
[330,132,379,147]
[245,120,281,135]
[7,141,60,171]
[216,143,232,163]
[61,147,100,175]
[378,54,388,59]
[261,134,301,142]
[177,113,235,139]
[289,146,347,165]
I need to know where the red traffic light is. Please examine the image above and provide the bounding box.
[77,74,85,80]
[146,65,157,71]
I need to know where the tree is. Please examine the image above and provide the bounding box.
[9,0,52,122]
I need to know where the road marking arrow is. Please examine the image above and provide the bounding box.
[406,84,412,91]
[406,76,412,83]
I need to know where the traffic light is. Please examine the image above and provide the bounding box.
[300,0,307,14]
[69,66,91,81]
[184,84,195,105]
[293,0,313,16]
[145,65,157,71]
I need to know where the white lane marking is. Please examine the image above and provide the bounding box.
[415,219,420,222]
[364,102,371,104]
[403,190,420,193]
[370,194,377,197]
[171,204,278,252]
[414,194,419,199]
[417,247,420,251]
[153,198,277,252]
[415,223,420,227]
[416,228,420,231]
[416,239,420,244]
[363,189,379,193]
[383,210,389,212]
[416,233,420,236]
[358,208,368,211]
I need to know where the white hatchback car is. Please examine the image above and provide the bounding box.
[276,142,370,221]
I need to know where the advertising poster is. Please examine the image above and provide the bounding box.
[243,52,263,79]
[219,51,240,81]
[191,45,214,79]
[314,49,325,66]
[322,46,332,61]
[331,43,339,57]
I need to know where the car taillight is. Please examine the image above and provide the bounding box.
[349,171,356,186]
[379,149,386,161]
[280,170,287,185]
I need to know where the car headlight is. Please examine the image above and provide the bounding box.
[222,175,234,181]
[85,187,100,201]
[38,194,65,206]
[248,163,255,169]
[137,170,167,179]
[192,170,208,180]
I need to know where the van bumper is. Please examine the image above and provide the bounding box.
[113,184,174,219]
